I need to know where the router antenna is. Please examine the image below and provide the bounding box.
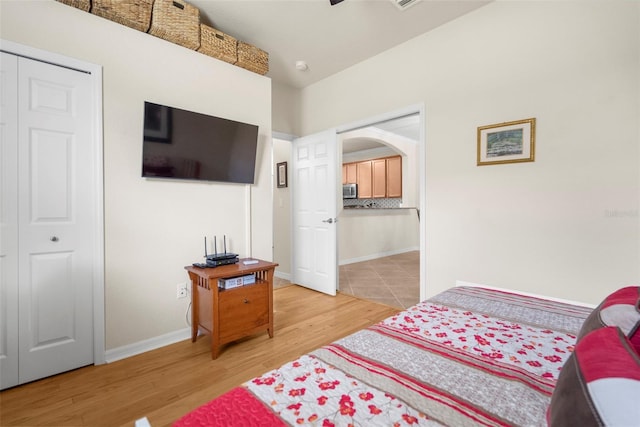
[204,236,207,258]
[214,236,217,256]
[224,235,227,254]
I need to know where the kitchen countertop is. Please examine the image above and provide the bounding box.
[342,206,418,210]
[342,205,420,219]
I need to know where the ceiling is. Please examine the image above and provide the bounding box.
[190,0,491,89]
[343,113,420,153]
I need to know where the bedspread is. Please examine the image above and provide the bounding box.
[174,286,592,427]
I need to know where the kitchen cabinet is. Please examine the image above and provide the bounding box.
[342,163,357,184]
[386,156,402,198]
[372,159,387,198]
[343,155,402,199]
[356,160,373,198]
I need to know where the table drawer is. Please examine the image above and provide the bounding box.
[218,282,269,341]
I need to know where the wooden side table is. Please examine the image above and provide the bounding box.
[185,259,278,359]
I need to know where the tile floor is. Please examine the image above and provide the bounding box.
[274,251,420,310]
[339,251,420,309]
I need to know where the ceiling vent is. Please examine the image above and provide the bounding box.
[389,0,421,11]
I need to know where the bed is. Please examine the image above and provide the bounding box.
[174,285,640,427]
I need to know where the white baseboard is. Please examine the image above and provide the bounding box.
[339,247,419,266]
[104,327,192,363]
[106,270,292,364]
[275,270,291,281]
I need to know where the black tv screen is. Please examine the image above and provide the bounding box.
[142,102,259,184]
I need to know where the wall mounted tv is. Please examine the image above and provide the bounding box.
[142,101,259,184]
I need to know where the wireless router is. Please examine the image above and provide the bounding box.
[192,236,239,268]
[205,235,238,263]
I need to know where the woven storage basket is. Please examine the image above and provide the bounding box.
[56,0,91,12]
[197,24,237,64]
[91,0,153,32]
[148,0,200,50]
[236,41,269,75]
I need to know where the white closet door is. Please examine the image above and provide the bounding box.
[0,52,20,389]
[16,55,95,384]
[14,55,94,386]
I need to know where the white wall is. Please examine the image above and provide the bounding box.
[299,1,640,305]
[272,137,292,277]
[0,0,272,350]
[339,209,419,264]
[272,81,300,136]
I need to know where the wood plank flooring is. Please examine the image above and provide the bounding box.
[0,285,399,427]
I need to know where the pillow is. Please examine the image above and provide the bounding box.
[578,286,640,351]
[547,326,640,427]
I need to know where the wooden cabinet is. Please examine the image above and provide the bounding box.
[185,259,278,359]
[343,155,402,199]
[372,159,387,198]
[218,283,270,343]
[356,160,373,199]
[342,163,357,184]
[386,155,402,198]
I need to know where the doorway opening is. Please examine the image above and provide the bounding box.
[273,104,425,306]
[337,111,422,308]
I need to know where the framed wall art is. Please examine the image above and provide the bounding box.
[277,161,288,188]
[477,118,536,166]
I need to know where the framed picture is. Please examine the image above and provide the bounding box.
[477,118,535,166]
[144,103,172,143]
[277,161,288,188]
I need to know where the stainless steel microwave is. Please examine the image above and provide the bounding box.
[343,183,357,199]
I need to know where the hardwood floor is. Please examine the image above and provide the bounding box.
[0,285,399,427]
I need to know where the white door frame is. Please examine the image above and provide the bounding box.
[1,39,106,365]
[335,104,426,301]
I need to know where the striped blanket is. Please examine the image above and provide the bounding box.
[174,286,592,426]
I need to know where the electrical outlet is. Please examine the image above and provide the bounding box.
[177,283,188,299]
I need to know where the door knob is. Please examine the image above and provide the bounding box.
[322,218,336,224]
[50,236,59,242]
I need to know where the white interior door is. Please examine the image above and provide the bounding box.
[0,52,20,389]
[291,130,338,296]
[0,52,95,389]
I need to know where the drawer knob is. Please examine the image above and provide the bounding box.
[243,298,249,304]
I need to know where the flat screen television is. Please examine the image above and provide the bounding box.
[142,101,259,184]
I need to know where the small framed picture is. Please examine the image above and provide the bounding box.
[477,118,535,166]
[277,161,288,188]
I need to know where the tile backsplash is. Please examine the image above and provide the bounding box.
[343,198,402,209]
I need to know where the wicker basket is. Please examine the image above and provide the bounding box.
[148,0,200,50]
[91,0,153,32]
[56,0,91,12]
[236,41,269,75]
[197,24,237,64]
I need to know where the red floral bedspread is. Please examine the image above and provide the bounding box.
[174,286,592,427]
